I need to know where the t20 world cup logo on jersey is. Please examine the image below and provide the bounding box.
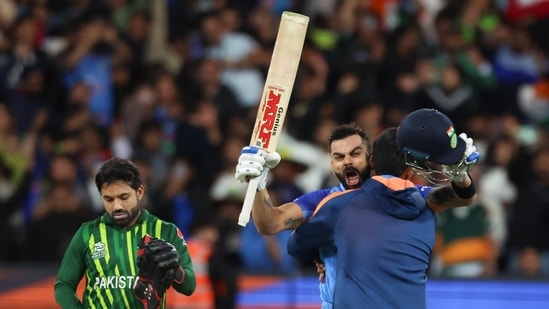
[91,242,107,259]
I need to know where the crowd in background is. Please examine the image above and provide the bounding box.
[1,0,549,292]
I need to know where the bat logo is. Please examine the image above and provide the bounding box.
[256,86,285,148]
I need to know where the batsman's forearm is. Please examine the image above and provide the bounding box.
[428,177,477,211]
[251,189,282,235]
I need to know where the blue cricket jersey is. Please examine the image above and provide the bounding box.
[293,184,344,308]
[288,176,435,309]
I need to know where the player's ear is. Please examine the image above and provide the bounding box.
[402,168,414,180]
[369,153,374,172]
[137,185,145,200]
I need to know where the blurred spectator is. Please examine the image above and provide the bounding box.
[287,118,338,192]
[0,159,31,261]
[432,167,497,278]
[168,216,217,308]
[172,99,226,226]
[285,45,330,143]
[106,0,148,34]
[415,62,479,131]
[491,24,544,86]
[145,0,184,75]
[56,15,130,127]
[428,2,500,116]
[0,99,42,253]
[10,67,56,133]
[26,181,93,263]
[76,123,112,213]
[459,0,502,46]
[350,101,385,141]
[24,152,92,263]
[132,120,171,193]
[209,173,245,309]
[378,22,423,126]
[129,151,153,209]
[0,0,17,51]
[118,78,156,140]
[518,73,549,125]
[330,2,385,106]
[500,0,549,24]
[179,56,243,136]
[30,153,91,215]
[505,145,549,278]
[190,9,265,110]
[0,102,35,261]
[0,13,53,100]
[433,202,496,278]
[478,134,519,260]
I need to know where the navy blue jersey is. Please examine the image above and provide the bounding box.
[293,184,345,220]
[288,176,436,309]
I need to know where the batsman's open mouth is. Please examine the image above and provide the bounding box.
[344,168,361,188]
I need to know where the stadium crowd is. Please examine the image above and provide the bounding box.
[1,0,549,289]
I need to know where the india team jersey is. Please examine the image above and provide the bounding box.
[288,176,435,308]
[54,209,195,309]
[292,182,433,309]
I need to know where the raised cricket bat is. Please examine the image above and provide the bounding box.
[238,11,309,227]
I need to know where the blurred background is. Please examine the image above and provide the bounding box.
[0,0,549,308]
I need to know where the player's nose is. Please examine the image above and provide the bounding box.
[112,198,124,210]
[343,154,353,165]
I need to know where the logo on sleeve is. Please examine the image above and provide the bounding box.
[91,242,107,259]
[176,228,187,245]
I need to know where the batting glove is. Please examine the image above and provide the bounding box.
[235,146,281,191]
[449,133,480,183]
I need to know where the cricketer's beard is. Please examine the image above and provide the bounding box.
[336,166,371,189]
[110,202,141,229]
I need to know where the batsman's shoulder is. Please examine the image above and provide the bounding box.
[313,188,362,216]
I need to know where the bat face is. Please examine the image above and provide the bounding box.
[254,85,287,149]
[238,11,309,227]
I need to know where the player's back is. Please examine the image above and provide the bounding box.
[332,176,436,309]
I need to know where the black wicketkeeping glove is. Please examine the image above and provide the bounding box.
[134,235,185,309]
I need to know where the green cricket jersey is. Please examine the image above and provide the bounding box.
[54,209,196,309]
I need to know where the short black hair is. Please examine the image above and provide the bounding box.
[372,127,408,176]
[328,122,371,153]
[95,157,143,192]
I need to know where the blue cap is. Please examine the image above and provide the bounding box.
[396,108,465,165]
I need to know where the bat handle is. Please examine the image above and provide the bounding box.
[238,177,260,227]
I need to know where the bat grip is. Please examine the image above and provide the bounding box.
[238,177,260,227]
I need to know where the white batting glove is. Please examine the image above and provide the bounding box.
[235,146,281,191]
[449,133,480,183]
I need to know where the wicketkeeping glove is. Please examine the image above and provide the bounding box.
[448,133,481,183]
[235,146,281,191]
[134,235,184,309]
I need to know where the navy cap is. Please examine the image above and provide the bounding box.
[396,108,465,165]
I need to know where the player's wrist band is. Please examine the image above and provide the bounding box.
[451,179,476,199]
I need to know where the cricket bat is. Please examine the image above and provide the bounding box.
[238,11,309,227]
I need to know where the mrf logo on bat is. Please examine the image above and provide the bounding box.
[254,85,286,149]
